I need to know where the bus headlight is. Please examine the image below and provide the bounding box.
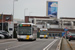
[29,36,33,38]
[17,35,20,38]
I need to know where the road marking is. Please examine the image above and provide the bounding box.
[5,42,33,50]
[0,41,16,45]
[56,39,61,50]
[43,39,58,50]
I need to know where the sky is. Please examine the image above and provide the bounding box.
[0,0,59,20]
[0,0,47,20]
[0,0,75,20]
[58,0,75,18]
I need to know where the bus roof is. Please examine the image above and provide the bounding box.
[19,23,36,25]
[40,28,47,30]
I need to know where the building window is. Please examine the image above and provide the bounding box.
[32,20,34,23]
[5,16,11,21]
[64,23,71,26]
[73,21,75,26]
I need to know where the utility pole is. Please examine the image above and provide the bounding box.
[2,13,3,31]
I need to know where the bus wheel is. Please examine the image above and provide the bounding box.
[34,39,36,41]
[40,37,42,39]
[46,37,48,39]
[17,39,21,41]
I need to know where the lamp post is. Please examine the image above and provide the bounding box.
[12,0,18,39]
[24,8,28,17]
[24,8,28,21]
[29,12,32,23]
[2,13,3,31]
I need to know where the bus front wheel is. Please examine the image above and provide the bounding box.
[17,39,21,41]
[46,37,48,39]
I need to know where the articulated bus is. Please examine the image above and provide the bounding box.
[17,23,37,41]
[39,28,48,39]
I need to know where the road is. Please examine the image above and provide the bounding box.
[0,39,60,50]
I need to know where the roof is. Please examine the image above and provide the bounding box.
[25,16,50,18]
[40,28,47,30]
[60,17,75,19]
[20,23,36,25]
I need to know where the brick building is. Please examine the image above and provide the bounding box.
[0,14,13,31]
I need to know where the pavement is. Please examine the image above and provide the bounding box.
[61,38,71,50]
[67,39,75,50]
[0,39,16,43]
[0,38,60,50]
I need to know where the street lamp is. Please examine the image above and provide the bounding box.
[2,13,3,31]
[12,0,18,39]
[13,0,18,21]
[24,8,28,17]
[29,12,32,23]
[24,8,28,21]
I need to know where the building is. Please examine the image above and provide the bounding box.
[25,16,61,37]
[25,16,59,29]
[0,14,13,30]
[59,17,75,29]
[25,16,75,37]
[0,14,14,36]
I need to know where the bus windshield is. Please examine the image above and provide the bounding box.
[40,31,47,35]
[18,27,31,35]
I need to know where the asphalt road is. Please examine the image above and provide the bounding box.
[0,39,60,50]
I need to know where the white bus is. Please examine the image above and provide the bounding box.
[39,28,48,39]
[17,23,37,41]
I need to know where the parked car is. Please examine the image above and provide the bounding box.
[0,30,10,39]
[0,34,5,39]
[68,33,75,41]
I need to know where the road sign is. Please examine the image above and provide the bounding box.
[64,27,68,31]
[62,32,65,36]
[64,28,68,31]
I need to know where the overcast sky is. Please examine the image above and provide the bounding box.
[0,0,47,20]
[0,0,75,20]
[58,0,75,18]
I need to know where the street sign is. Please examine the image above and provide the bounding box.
[62,32,65,36]
[64,28,68,31]
[64,27,68,31]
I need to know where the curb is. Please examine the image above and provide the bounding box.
[56,38,63,50]
[0,39,16,43]
[66,39,73,50]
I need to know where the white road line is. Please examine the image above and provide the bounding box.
[0,41,16,45]
[47,39,58,50]
[43,39,58,50]
[5,42,33,50]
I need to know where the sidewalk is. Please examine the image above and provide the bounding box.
[0,39,17,43]
[61,38,71,50]
[67,39,75,50]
